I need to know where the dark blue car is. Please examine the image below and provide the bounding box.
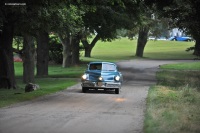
[81,62,123,94]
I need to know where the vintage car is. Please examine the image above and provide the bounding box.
[81,62,123,94]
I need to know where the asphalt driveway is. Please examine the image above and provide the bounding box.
[0,59,194,133]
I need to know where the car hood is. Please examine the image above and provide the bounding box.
[85,70,119,82]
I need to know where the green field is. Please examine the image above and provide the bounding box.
[160,61,200,70]
[81,38,196,61]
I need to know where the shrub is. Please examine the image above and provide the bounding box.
[49,35,63,64]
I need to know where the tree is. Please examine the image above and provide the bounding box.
[80,0,139,58]
[145,0,200,56]
[15,2,51,81]
[81,33,100,57]
[0,0,64,88]
[0,1,26,89]
[56,4,84,67]
[136,26,149,57]
[36,31,49,76]
[0,22,15,89]
[23,35,35,83]
[133,1,152,57]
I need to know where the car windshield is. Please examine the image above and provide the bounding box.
[89,63,102,70]
[89,63,116,71]
[102,63,116,71]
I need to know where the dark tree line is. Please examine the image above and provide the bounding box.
[0,0,199,89]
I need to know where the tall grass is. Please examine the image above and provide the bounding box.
[157,70,200,88]
[145,85,200,133]
[145,64,200,133]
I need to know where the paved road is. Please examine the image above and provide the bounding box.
[0,59,194,133]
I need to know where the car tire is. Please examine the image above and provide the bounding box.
[115,88,119,94]
[82,87,87,93]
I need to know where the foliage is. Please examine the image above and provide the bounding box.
[55,4,84,34]
[13,36,23,50]
[149,17,170,38]
[49,34,63,64]
[81,0,135,41]
[145,0,200,56]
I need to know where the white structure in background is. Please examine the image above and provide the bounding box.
[169,28,185,37]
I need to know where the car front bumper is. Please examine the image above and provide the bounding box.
[81,81,121,89]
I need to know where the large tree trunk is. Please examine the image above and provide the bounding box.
[82,34,100,57]
[193,38,200,56]
[71,34,81,65]
[36,31,49,76]
[23,35,35,83]
[84,46,92,57]
[58,33,72,67]
[0,22,16,89]
[135,26,149,57]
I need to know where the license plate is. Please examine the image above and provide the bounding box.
[97,82,103,86]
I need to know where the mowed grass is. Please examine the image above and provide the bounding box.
[0,62,84,108]
[15,62,86,78]
[0,78,76,108]
[144,63,200,133]
[160,61,200,70]
[81,38,195,61]
[144,40,195,59]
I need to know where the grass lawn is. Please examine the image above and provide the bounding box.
[0,62,84,108]
[0,78,76,108]
[81,38,196,62]
[144,63,200,133]
[160,61,200,70]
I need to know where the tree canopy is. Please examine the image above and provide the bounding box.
[145,0,200,55]
[0,0,199,89]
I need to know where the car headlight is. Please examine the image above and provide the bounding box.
[82,74,87,80]
[114,75,120,81]
[98,76,103,81]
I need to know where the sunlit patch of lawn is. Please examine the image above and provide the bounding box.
[80,38,195,62]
